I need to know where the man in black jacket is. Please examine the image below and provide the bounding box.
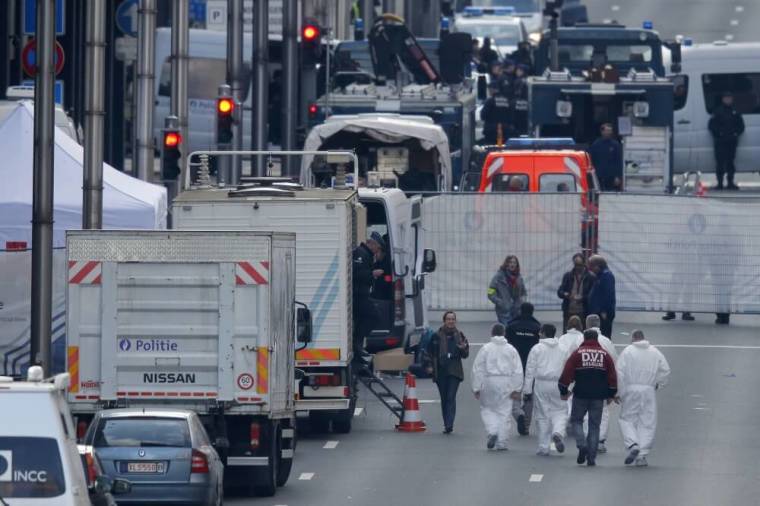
[588,123,623,191]
[709,92,745,190]
[557,253,595,332]
[507,302,541,435]
[481,81,512,145]
[352,232,384,358]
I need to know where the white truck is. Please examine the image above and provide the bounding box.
[173,163,437,433]
[65,230,307,497]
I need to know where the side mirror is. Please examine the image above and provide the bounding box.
[296,307,313,343]
[110,478,132,495]
[664,40,682,74]
[422,249,437,273]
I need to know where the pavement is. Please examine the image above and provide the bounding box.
[228,311,760,506]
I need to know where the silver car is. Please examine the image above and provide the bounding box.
[83,409,224,505]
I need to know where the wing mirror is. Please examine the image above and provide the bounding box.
[422,249,437,273]
[296,306,313,343]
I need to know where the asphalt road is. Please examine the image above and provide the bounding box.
[584,0,760,43]
[228,311,760,506]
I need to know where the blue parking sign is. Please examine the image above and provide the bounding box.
[24,0,66,36]
[21,80,65,106]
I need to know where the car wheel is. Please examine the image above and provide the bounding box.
[251,422,279,497]
[308,412,330,434]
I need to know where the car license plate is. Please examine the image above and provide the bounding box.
[127,461,164,473]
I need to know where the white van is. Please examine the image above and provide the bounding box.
[0,368,90,505]
[667,42,760,173]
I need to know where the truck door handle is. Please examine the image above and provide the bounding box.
[677,119,691,125]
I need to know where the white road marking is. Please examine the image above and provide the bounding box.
[730,19,739,26]
[726,34,735,41]
[323,441,339,449]
[736,5,744,12]
[418,399,440,404]
[529,474,544,482]
[299,472,315,480]
[354,407,364,416]
[603,18,612,24]
[611,5,620,11]
[690,394,704,398]
[693,407,711,411]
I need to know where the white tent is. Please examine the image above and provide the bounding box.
[0,101,166,248]
[300,114,452,190]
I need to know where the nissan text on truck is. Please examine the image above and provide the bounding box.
[66,230,308,497]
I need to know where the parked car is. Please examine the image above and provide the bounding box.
[0,366,91,505]
[82,409,224,506]
[78,445,132,506]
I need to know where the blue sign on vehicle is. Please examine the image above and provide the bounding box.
[21,79,64,105]
[116,0,140,37]
[189,0,207,25]
[23,0,66,35]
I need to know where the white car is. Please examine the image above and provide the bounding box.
[466,0,543,36]
[453,7,528,59]
[0,367,92,505]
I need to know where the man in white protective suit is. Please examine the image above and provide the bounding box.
[523,324,568,456]
[585,313,617,454]
[472,323,524,451]
[558,315,584,358]
[617,329,671,467]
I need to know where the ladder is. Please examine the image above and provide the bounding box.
[355,363,404,421]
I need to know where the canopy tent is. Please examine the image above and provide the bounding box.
[0,101,166,248]
[300,114,452,190]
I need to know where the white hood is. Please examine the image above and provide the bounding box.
[539,337,559,348]
[632,340,651,349]
[491,335,508,345]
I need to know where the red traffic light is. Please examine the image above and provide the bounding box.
[302,24,320,41]
[217,98,235,115]
[308,103,319,117]
[164,131,182,148]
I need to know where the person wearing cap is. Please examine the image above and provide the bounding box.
[709,92,744,190]
[352,233,384,360]
[616,329,671,467]
[481,80,512,145]
[559,329,618,467]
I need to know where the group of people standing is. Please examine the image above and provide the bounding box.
[424,252,671,467]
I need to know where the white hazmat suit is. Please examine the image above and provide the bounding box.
[471,335,523,449]
[590,327,617,442]
[558,328,584,358]
[524,338,568,453]
[617,340,671,456]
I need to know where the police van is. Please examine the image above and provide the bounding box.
[665,41,760,174]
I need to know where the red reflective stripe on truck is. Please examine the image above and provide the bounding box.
[236,261,269,285]
[67,346,79,393]
[68,261,102,284]
[295,348,340,360]
[257,347,269,394]
[115,391,217,398]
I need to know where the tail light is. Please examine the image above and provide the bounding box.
[191,449,210,474]
[249,422,261,450]
[308,374,341,387]
[308,103,319,118]
[84,452,98,484]
[77,420,89,440]
[384,337,400,347]
[394,278,405,325]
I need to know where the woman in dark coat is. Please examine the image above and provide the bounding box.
[427,311,470,433]
[557,253,595,332]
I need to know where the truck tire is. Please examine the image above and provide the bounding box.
[332,408,353,434]
[276,420,295,487]
[308,412,330,434]
[251,422,279,497]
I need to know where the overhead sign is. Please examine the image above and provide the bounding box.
[21,39,65,77]
[21,79,64,105]
[23,0,66,35]
[206,0,286,37]
[116,0,139,37]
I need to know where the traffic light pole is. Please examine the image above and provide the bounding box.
[282,0,299,177]
[171,0,189,185]
[83,0,106,229]
[253,0,269,176]
[31,0,56,375]
[227,0,244,184]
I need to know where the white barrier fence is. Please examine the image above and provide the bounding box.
[422,193,583,312]
[598,194,760,313]
[0,250,67,376]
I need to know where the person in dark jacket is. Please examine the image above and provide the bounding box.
[488,255,527,324]
[510,41,533,73]
[352,232,384,358]
[428,311,470,433]
[371,243,393,301]
[507,302,541,435]
[559,329,618,467]
[510,64,530,137]
[709,92,745,190]
[479,37,499,69]
[587,255,616,340]
[588,123,623,191]
[481,81,512,145]
[557,253,595,332]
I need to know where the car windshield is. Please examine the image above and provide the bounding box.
[94,417,191,448]
[540,173,578,192]
[457,23,522,45]
[0,437,66,498]
[471,0,538,13]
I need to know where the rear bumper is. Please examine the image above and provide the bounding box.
[113,482,213,505]
[296,398,350,411]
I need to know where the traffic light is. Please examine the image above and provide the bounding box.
[161,129,182,181]
[301,18,322,65]
[216,96,235,145]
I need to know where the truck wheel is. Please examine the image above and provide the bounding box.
[332,410,353,434]
[251,422,279,497]
[308,412,330,434]
[276,421,295,487]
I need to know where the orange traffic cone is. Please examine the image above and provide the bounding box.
[396,373,426,432]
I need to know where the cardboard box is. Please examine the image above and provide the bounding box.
[373,347,413,372]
